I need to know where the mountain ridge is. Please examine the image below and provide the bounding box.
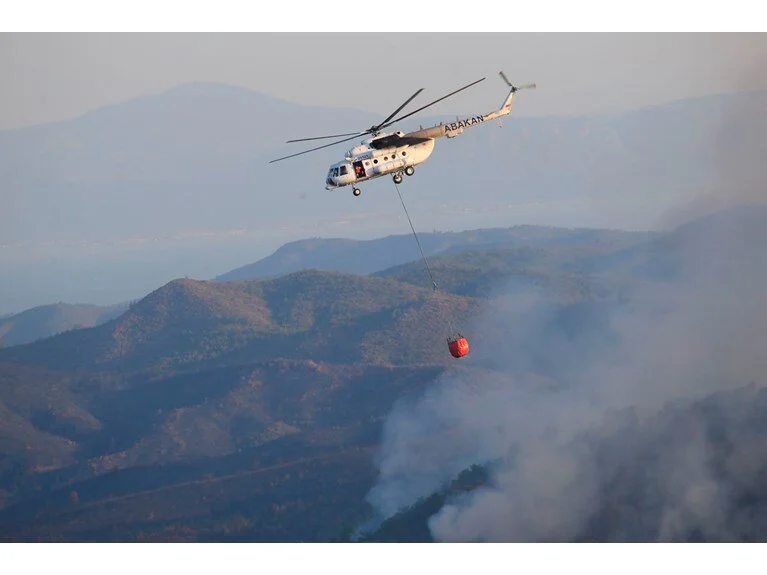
[6,82,764,136]
[0,302,129,348]
[215,225,656,282]
[3,223,653,346]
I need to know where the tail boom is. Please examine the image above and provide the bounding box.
[404,71,535,140]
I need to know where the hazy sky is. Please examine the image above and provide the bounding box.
[2,32,766,131]
[2,27,766,314]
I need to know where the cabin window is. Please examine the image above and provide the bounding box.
[339,165,348,175]
[402,151,406,156]
[373,159,378,164]
[365,161,370,166]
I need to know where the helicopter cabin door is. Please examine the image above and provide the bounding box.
[352,160,366,179]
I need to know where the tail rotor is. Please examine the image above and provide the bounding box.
[499,71,536,93]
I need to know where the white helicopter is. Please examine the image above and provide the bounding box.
[269,71,535,196]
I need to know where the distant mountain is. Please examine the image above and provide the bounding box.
[592,203,767,282]
[0,302,129,348]
[3,84,765,247]
[215,225,655,282]
[0,223,651,348]
[0,83,380,244]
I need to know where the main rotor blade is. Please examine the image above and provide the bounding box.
[371,88,424,132]
[287,131,365,143]
[268,132,363,164]
[377,77,486,130]
[286,88,424,144]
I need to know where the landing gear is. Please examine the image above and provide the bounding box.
[404,166,415,176]
[393,173,403,184]
[352,187,361,197]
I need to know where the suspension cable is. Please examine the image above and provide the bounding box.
[393,181,437,291]
[392,180,456,337]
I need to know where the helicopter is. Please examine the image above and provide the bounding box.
[269,71,535,196]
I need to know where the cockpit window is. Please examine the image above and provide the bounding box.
[339,165,348,175]
[332,167,339,177]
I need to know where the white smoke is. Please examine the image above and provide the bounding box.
[363,199,767,541]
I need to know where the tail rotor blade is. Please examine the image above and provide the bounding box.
[499,71,536,92]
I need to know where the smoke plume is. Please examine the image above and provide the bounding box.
[363,55,767,541]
